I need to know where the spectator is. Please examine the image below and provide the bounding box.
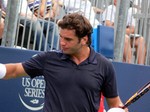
[62,0,100,28]
[28,0,61,21]
[102,0,146,64]
[20,0,60,50]
[0,17,4,39]
[0,0,5,39]
[0,0,59,50]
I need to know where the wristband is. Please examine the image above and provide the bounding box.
[0,63,6,79]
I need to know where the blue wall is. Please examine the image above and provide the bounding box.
[0,47,149,112]
[0,47,43,112]
[111,62,150,112]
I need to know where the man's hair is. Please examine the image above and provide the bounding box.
[58,13,93,46]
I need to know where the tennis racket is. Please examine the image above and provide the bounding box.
[122,81,150,109]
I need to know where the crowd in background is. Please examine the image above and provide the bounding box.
[0,0,148,65]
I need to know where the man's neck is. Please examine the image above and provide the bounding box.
[71,46,90,65]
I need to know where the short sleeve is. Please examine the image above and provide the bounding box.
[22,52,47,78]
[102,62,118,98]
[102,5,116,23]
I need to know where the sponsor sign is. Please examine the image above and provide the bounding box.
[18,77,45,111]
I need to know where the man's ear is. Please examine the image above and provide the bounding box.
[81,36,88,45]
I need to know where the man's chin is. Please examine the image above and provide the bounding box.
[62,50,69,54]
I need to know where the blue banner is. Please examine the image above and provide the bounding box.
[0,47,150,112]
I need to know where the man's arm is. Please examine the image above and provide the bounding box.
[0,17,4,39]
[2,63,27,80]
[126,8,136,35]
[126,26,135,35]
[105,20,114,27]
[106,96,123,108]
[40,0,47,17]
[51,0,59,16]
[36,0,57,19]
[106,96,128,112]
[0,9,6,19]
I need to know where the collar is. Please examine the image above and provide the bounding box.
[88,47,97,64]
[60,47,97,64]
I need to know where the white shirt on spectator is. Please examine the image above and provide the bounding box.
[28,0,52,10]
[63,0,100,28]
[126,7,136,27]
[0,0,7,11]
[3,0,34,17]
[18,0,34,17]
[102,5,116,23]
[102,5,135,27]
[134,0,142,6]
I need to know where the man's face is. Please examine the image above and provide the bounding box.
[59,29,85,55]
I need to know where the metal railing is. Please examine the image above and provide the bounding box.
[0,0,150,65]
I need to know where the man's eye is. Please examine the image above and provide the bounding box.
[65,38,72,41]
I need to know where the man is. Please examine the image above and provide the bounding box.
[0,13,127,112]
[0,0,59,50]
[102,0,146,64]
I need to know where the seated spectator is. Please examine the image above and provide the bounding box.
[0,17,4,39]
[28,0,61,21]
[61,0,100,28]
[1,0,59,51]
[102,0,146,64]
[0,1,5,39]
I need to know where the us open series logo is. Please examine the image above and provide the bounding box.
[18,76,45,111]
